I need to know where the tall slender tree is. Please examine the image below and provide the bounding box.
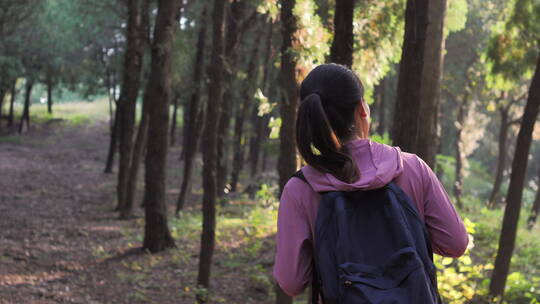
[230,27,261,192]
[176,5,209,214]
[276,0,299,303]
[7,81,17,128]
[104,109,120,173]
[122,0,154,218]
[197,0,226,301]
[391,0,429,153]
[453,87,470,209]
[117,0,146,215]
[215,1,256,198]
[488,94,522,207]
[18,78,33,134]
[489,54,540,299]
[248,21,274,178]
[329,0,354,67]
[141,0,181,253]
[416,0,447,168]
[527,162,540,229]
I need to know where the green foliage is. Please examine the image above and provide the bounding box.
[293,0,332,68]
[446,0,469,35]
[486,0,540,84]
[370,132,392,145]
[353,0,405,89]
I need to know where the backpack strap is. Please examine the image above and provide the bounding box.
[292,170,308,183]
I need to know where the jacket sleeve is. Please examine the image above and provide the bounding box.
[273,179,313,297]
[418,157,469,257]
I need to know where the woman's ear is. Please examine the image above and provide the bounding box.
[359,99,370,119]
[355,99,370,138]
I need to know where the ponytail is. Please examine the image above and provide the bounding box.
[296,93,359,183]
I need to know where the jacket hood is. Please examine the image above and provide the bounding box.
[302,139,404,192]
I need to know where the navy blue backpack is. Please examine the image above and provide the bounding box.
[293,171,442,304]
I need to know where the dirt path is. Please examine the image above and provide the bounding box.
[0,120,278,304]
[0,121,125,303]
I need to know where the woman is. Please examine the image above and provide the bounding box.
[274,63,468,297]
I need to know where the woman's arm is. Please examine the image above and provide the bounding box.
[273,179,314,296]
[418,157,469,257]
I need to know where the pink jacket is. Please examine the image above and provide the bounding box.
[273,139,468,296]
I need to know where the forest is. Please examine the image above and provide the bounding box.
[0,0,539,303]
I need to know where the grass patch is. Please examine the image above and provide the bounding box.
[29,97,110,125]
[0,135,23,144]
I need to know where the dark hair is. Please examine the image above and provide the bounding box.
[296,63,364,183]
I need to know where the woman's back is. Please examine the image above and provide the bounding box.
[274,63,467,298]
[274,139,468,296]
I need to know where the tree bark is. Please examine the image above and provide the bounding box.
[489,55,540,299]
[230,31,260,192]
[170,93,179,147]
[175,5,209,214]
[122,91,150,219]
[104,107,120,173]
[117,0,145,213]
[18,79,33,134]
[278,0,299,193]
[453,92,469,209]
[527,164,540,229]
[216,0,253,198]
[121,0,151,209]
[391,0,429,153]
[0,86,6,128]
[376,77,387,135]
[8,81,16,128]
[248,21,274,178]
[488,106,510,208]
[141,0,180,253]
[47,75,53,114]
[276,0,299,301]
[416,0,447,168]
[197,0,226,300]
[329,0,354,67]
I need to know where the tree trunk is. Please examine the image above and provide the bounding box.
[216,0,250,198]
[391,0,429,153]
[8,81,16,128]
[18,79,33,134]
[230,32,260,192]
[216,90,232,197]
[488,107,510,208]
[176,107,204,213]
[197,0,226,301]
[527,164,540,229]
[416,0,447,168]
[329,0,354,67]
[122,93,150,219]
[176,5,209,214]
[104,107,120,173]
[277,0,299,301]
[248,21,274,177]
[453,92,469,209]
[47,75,53,114]
[489,55,540,299]
[0,86,6,128]
[278,0,299,193]
[376,77,387,135]
[117,0,145,213]
[170,93,179,147]
[142,0,180,253]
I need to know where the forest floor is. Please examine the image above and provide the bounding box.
[0,102,298,304]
